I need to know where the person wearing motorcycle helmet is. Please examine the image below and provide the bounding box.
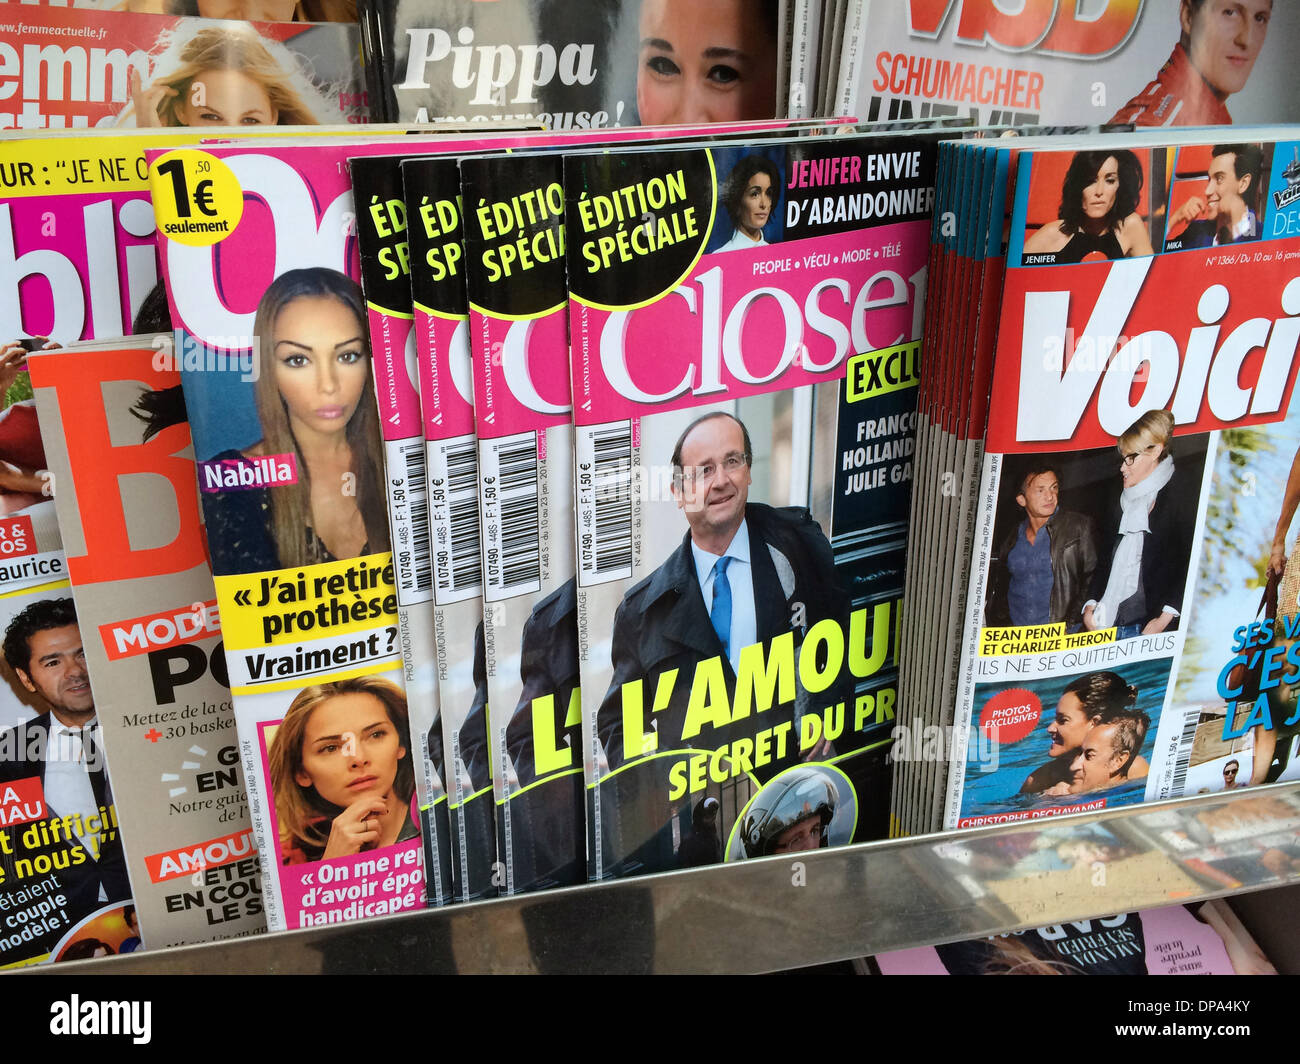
[678,795,722,867]
[739,767,837,858]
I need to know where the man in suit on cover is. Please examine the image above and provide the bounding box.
[0,598,131,915]
[986,464,1097,632]
[597,411,850,772]
[1165,144,1263,249]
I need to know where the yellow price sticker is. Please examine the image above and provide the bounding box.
[149,149,243,247]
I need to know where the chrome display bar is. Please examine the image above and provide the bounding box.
[28,781,1300,975]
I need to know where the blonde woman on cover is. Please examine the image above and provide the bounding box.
[124,0,357,19]
[270,677,417,865]
[123,22,342,128]
[1083,410,1191,640]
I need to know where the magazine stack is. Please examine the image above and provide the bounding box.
[0,0,370,964]
[3,0,1300,980]
[904,126,1300,839]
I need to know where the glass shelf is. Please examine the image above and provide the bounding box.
[26,780,1300,975]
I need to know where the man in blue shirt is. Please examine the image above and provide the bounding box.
[987,466,1098,631]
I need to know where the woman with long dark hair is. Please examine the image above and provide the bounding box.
[1021,671,1148,794]
[1023,150,1153,262]
[204,267,390,575]
[718,154,780,251]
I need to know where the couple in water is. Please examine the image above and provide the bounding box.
[1021,671,1150,797]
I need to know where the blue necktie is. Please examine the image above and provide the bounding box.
[710,556,732,660]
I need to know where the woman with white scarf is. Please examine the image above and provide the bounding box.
[1082,410,1181,640]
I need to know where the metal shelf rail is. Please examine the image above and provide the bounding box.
[28,780,1300,975]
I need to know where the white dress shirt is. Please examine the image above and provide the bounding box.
[690,520,757,668]
[43,719,107,901]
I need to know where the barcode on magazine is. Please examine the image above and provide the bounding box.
[385,437,432,605]
[429,434,481,605]
[591,725,603,879]
[480,430,540,599]
[1166,708,1201,798]
[499,723,514,895]
[576,421,633,585]
[450,730,470,897]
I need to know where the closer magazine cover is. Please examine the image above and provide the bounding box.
[350,152,453,905]
[566,129,937,878]
[402,152,486,902]
[459,150,585,895]
[415,121,843,897]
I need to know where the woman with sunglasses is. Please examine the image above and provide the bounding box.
[1082,410,1191,640]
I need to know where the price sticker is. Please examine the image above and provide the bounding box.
[149,149,243,247]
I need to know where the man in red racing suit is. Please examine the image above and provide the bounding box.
[1109,42,1231,126]
[1110,0,1272,127]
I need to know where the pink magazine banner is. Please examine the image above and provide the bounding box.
[276,836,425,929]
[572,223,928,424]
[367,306,421,440]
[3,191,157,343]
[416,309,475,441]
[154,123,822,348]
[1140,906,1235,974]
[471,305,571,439]
[874,945,949,975]
[151,138,522,347]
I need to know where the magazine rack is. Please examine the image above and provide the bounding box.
[34,779,1300,975]
[6,13,1300,976]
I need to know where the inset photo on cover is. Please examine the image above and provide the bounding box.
[1020,148,1155,265]
[962,656,1173,818]
[1173,704,1262,795]
[706,145,786,253]
[1163,142,1272,251]
[0,592,134,965]
[724,763,857,860]
[258,673,420,868]
[984,412,1210,642]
